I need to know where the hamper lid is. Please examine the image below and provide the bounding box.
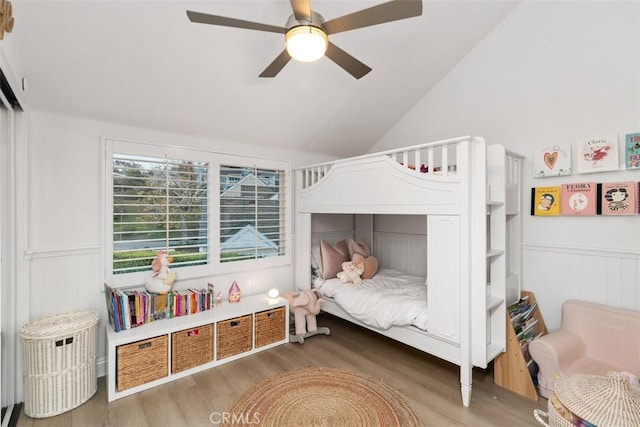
[555,371,640,427]
[20,310,100,340]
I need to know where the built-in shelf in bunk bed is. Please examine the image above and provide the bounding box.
[294,136,524,407]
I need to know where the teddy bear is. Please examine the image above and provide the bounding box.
[337,260,364,285]
[283,289,324,336]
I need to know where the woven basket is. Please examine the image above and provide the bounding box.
[533,394,575,427]
[255,307,285,348]
[116,335,168,391]
[20,310,99,418]
[171,324,213,373]
[216,314,252,360]
[555,371,640,427]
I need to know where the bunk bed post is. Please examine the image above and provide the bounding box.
[295,169,312,290]
[456,139,472,407]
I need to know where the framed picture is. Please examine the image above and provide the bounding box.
[575,135,619,174]
[533,144,572,178]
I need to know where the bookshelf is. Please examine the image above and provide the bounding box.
[106,294,289,402]
[494,290,548,401]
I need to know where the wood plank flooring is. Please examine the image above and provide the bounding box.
[18,313,547,426]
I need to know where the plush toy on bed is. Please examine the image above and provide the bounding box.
[337,260,365,285]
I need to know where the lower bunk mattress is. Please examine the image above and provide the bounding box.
[313,268,428,330]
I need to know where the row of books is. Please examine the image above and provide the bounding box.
[531,181,640,216]
[507,296,543,381]
[104,284,215,332]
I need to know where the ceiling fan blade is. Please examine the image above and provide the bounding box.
[323,0,422,35]
[186,10,286,34]
[259,50,292,78]
[290,0,312,22]
[325,42,372,79]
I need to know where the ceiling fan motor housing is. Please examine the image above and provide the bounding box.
[285,11,326,33]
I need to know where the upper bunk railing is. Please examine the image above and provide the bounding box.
[504,150,524,187]
[296,136,476,190]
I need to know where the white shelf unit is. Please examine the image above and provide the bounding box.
[476,146,523,367]
[106,294,289,402]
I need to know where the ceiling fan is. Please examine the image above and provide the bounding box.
[186,0,422,79]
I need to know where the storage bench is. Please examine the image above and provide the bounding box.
[106,294,288,401]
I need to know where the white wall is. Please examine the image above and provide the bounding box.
[371,1,640,330]
[22,110,336,383]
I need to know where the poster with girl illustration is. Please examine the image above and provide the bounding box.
[576,135,619,174]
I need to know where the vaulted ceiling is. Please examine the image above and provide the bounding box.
[6,1,518,157]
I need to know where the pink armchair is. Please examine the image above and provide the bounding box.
[529,300,640,398]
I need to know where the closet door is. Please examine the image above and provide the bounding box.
[0,77,19,412]
[0,88,12,410]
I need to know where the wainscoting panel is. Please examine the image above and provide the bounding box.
[523,242,640,331]
[374,231,427,277]
[27,248,107,376]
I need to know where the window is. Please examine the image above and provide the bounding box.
[112,154,208,275]
[105,139,290,286]
[219,165,286,262]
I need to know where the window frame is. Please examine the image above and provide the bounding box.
[103,138,291,288]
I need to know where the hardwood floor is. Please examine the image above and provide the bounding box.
[17,313,547,426]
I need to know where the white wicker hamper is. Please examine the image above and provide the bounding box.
[20,310,99,418]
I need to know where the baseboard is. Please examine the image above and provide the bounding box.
[98,357,107,378]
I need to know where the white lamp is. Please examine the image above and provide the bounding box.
[268,288,279,299]
[285,26,328,62]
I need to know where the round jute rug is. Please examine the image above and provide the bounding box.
[223,366,421,426]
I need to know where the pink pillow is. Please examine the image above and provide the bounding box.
[352,253,378,280]
[348,238,371,258]
[320,240,349,279]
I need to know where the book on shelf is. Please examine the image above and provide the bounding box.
[597,181,639,216]
[560,182,597,216]
[575,134,619,174]
[516,318,539,341]
[531,186,561,216]
[533,144,572,178]
[625,132,640,169]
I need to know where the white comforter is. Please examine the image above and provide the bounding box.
[313,269,428,330]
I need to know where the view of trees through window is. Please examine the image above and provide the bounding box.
[112,155,208,274]
[111,154,286,276]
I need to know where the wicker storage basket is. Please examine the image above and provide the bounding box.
[20,310,100,418]
[533,394,574,427]
[116,335,168,391]
[216,314,252,360]
[534,372,640,427]
[255,307,285,348]
[171,324,213,373]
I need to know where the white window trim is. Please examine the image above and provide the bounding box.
[103,137,292,288]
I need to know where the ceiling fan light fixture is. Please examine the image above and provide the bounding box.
[285,25,328,62]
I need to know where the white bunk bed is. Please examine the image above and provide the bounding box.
[294,136,523,407]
